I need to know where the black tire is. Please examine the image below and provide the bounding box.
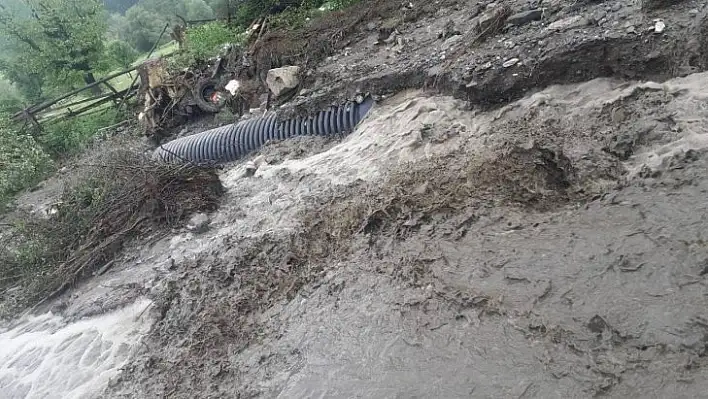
[193,79,222,113]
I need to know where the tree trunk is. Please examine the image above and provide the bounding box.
[84,72,102,95]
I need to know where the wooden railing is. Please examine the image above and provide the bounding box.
[12,66,140,130]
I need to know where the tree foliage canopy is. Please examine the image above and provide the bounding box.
[0,0,107,96]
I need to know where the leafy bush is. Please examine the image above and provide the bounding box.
[185,22,240,61]
[0,118,54,208]
[40,109,124,157]
[239,0,360,31]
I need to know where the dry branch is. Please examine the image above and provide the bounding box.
[1,149,224,316]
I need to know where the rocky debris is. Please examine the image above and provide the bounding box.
[438,19,461,39]
[546,15,588,31]
[506,9,544,26]
[654,19,666,33]
[243,155,267,177]
[266,66,301,98]
[187,213,210,233]
[87,0,708,396]
[502,58,520,68]
[475,5,512,40]
[641,0,686,11]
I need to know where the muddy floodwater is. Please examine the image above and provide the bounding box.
[5,73,708,398]
[0,300,152,399]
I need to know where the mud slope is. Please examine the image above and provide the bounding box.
[289,0,708,113]
[103,72,708,398]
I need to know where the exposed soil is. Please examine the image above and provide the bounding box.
[102,71,708,398]
[272,0,708,115]
[5,0,708,398]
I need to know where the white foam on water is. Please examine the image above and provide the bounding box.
[0,299,152,399]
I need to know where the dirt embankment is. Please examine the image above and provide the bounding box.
[102,61,708,397]
[262,0,708,114]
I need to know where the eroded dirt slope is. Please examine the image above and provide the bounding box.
[104,72,708,398]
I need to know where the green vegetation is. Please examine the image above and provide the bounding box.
[0,118,54,209]
[0,0,365,317]
[39,109,125,156]
[168,22,242,69]
[103,40,141,71]
[0,0,107,98]
[186,22,241,60]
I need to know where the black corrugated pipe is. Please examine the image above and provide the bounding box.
[154,96,375,164]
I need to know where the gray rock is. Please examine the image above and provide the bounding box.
[502,58,520,68]
[546,15,588,31]
[506,9,544,26]
[187,213,211,233]
[478,61,493,70]
[266,66,301,98]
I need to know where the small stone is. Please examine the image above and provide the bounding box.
[626,25,636,34]
[547,15,587,31]
[503,40,515,49]
[442,34,462,50]
[244,161,258,177]
[383,31,397,44]
[654,20,666,33]
[587,315,610,333]
[506,9,544,26]
[187,213,210,233]
[478,61,493,70]
[253,155,267,169]
[502,58,520,68]
[610,107,626,123]
[476,10,497,32]
[413,181,430,194]
[689,9,699,16]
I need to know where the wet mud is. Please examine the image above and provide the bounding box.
[6,0,708,396]
[102,73,708,398]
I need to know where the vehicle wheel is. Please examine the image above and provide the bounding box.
[193,79,222,113]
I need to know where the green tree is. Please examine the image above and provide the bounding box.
[107,12,130,42]
[104,40,139,70]
[0,0,108,92]
[183,0,215,20]
[206,0,230,19]
[124,5,168,52]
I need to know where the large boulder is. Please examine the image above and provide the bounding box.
[266,66,300,98]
